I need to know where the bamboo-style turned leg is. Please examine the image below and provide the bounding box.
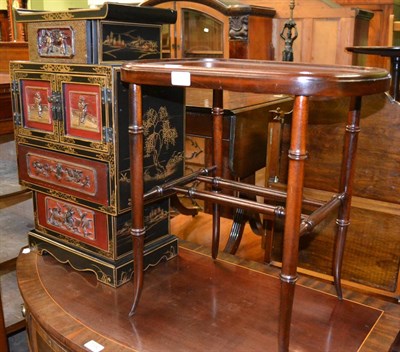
[391,56,400,101]
[129,84,145,316]
[211,89,223,259]
[278,95,309,352]
[333,96,362,299]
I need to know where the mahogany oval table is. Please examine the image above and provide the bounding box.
[120,58,390,352]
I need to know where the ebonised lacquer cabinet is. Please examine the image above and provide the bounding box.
[11,3,184,287]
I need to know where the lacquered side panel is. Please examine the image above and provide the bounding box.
[100,21,162,63]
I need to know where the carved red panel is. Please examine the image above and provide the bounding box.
[21,79,53,132]
[63,82,103,141]
[36,27,75,59]
[36,193,109,251]
[18,145,109,207]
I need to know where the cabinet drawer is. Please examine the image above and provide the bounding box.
[17,144,112,212]
[33,192,170,260]
[19,4,175,65]
[35,192,110,253]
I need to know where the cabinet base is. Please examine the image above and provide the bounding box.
[28,230,178,287]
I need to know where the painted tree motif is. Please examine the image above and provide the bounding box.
[143,106,179,177]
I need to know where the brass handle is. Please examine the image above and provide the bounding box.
[20,303,26,318]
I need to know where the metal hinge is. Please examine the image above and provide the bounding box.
[11,80,19,94]
[14,112,21,126]
[103,127,114,143]
[102,88,112,104]
[47,92,62,121]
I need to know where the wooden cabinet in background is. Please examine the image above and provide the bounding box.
[336,0,400,68]
[141,0,276,60]
[266,0,373,65]
[0,73,13,135]
[0,10,9,41]
[0,42,29,136]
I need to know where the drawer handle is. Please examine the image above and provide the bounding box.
[21,303,26,318]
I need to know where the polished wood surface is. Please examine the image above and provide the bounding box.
[122,59,390,97]
[0,42,28,73]
[17,241,400,352]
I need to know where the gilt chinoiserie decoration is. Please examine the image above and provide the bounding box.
[10,3,182,286]
[14,3,177,64]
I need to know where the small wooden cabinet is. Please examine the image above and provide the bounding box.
[141,0,276,60]
[11,4,184,286]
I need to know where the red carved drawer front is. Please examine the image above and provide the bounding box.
[18,145,109,207]
[36,193,109,251]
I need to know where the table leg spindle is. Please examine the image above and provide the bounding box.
[279,95,309,352]
[211,89,224,259]
[333,96,362,299]
[129,84,145,316]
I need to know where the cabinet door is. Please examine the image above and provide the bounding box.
[59,71,111,153]
[11,63,114,155]
[181,8,224,58]
[152,1,229,59]
[14,70,59,141]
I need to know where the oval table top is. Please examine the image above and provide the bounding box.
[121,58,390,97]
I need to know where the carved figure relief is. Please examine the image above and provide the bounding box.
[64,82,102,141]
[22,80,53,132]
[229,16,248,41]
[37,27,75,58]
[26,152,97,195]
[45,197,95,240]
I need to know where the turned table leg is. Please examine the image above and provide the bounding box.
[129,84,145,316]
[211,89,223,259]
[333,96,362,299]
[391,56,400,101]
[278,95,309,352]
